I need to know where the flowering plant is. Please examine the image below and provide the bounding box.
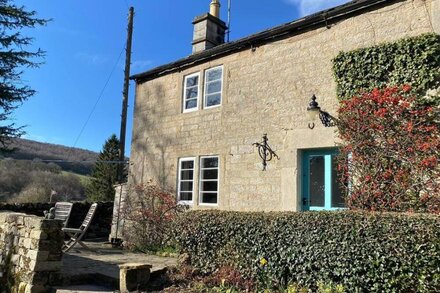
[337,86,439,213]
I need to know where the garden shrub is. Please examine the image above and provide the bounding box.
[333,33,440,101]
[174,210,440,292]
[121,180,187,251]
[337,86,439,213]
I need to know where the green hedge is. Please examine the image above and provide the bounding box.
[333,33,440,100]
[174,211,440,292]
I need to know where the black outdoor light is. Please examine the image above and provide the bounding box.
[307,95,337,129]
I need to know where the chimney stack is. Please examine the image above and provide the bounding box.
[192,0,227,54]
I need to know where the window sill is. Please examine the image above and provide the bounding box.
[203,104,221,110]
[199,203,219,207]
[182,108,198,114]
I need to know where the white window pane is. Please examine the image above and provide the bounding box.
[186,75,199,87]
[200,156,219,205]
[180,181,193,192]
[180,192,192,201]
[207,68,222,81]
[202,157,218,168]
[206,81,221,94]
[181,170,194,180]
[181,160,194,169]
[185,99,197,109]
[201,192,217,204]
[178,158,194,202]
[206,93,221,107]
[201,169,218,180]
[186,88,198,99]
[202,181,218,192]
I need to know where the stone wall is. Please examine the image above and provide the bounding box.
[0,212,63,292]
[0,202,114,239]
[129,0,438,212]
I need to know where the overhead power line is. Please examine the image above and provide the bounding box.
[1,158,130,164]
[72,46,125,148]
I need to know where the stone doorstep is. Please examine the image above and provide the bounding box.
[59,265,166,291]
[118,262,152,270]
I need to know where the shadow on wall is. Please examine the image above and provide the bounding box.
[130,83,174,190]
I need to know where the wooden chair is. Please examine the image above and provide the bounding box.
[54,202,73,227]
[62,203,98,252]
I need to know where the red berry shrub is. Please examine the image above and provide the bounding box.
[337,86,439,213]
[121,180,187,250]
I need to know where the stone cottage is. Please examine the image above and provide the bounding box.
[128,0,440,212]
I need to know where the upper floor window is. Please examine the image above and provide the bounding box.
[183,73,200,112]
[204,66,223,108]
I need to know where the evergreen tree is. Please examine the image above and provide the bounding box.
[87,134,124,202]
[0,0,48,152]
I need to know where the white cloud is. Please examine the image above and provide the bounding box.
[284,0,351,16]
[117,59,153,71]
[131,59,153,71]
[75,52,109,65]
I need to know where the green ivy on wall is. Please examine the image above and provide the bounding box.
[333,33,440,100]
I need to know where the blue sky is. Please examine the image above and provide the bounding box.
[12,0,349,155]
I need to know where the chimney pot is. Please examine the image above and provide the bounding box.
[210,0,221,18]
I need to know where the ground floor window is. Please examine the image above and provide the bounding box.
[199,156,219,205]
[177,157,195,204]
[302,149,345,211]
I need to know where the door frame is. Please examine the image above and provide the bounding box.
[302,148,342,211]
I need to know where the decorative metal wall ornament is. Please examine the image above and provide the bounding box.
[307,95,338,129]
[253,134,279,171]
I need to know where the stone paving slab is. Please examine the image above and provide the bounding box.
[58,241,177,290]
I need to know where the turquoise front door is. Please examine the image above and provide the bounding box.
[302,149,345,211]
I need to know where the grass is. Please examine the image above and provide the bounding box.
[61,171,91,185]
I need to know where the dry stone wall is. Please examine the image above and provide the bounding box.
[0,212,63,293]
[0,202,114,239]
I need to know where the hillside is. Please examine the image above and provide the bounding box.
[2,138,99,175]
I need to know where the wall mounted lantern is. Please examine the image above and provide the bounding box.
[307,95,338,129]
[253,134,279,171]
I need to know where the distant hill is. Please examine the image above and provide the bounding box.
[2,138,99,175]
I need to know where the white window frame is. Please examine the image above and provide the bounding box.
[182,72,200,113]
[177,157,196,205]
[198,155,220,206]
[203,66,223,109]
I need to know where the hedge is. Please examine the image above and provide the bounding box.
[333,33,440,100]
[174,211,440,292]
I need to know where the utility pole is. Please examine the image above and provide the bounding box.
[112,6,134,247]
[227,0,231,42]
[117,6,134,183]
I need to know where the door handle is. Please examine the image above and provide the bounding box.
[303,198,309,206]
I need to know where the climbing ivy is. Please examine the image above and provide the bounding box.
[333,33,440,100]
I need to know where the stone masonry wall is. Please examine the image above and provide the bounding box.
[0,202,114,239]
[0,211,63,293]
[129,0,439,212]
